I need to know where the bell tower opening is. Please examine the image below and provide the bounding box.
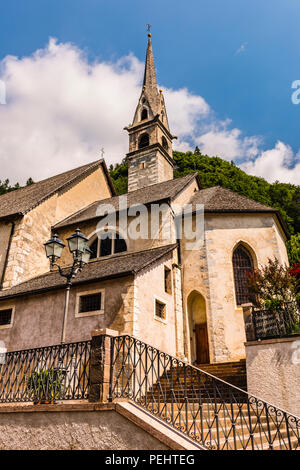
[141,108,148,120]
[138,133,149,149]
[124,33,177,192]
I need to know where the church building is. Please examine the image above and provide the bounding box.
[0,34,289,365]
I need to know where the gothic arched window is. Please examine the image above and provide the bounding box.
[89,231,127,259]
[138,133,149,149]
[141,108,148,120]
[232,245,254,305]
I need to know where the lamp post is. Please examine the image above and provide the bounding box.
[44,229,92,343]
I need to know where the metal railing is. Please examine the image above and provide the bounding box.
[109,335,300,450]
[0,340,90,403]
[252,302,300,340]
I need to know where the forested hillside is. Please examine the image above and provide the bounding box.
[109,149,300,264]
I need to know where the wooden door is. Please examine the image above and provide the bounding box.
[195,323,210,364]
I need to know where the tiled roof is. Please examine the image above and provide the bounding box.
[53,173,198,229]
[0,244,176,300]
[190,186,276,212]
[189,185,290,237]
[0,159,114,221]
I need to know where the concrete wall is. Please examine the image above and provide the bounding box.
[245,336,300,417]
[0,251,179,353]
[0,275,135,351]
[0,408,169,450]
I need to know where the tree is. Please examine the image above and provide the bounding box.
[246,258,297,309]
[287,234,300,265]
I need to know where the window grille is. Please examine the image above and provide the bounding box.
[0,309,12,326]
[233,245,254,305]
[155,300,166,320]
[79,293,102,313]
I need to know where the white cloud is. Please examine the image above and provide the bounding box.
[241,141,300,185]
[0,38,298,186]
[196,126,261,161]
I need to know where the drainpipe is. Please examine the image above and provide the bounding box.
[0,221,15,289]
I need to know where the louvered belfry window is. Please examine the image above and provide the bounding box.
[233,245,254,305]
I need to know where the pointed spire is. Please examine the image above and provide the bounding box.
[143,33,158,92]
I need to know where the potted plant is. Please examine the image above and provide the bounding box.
[27,368,64,404]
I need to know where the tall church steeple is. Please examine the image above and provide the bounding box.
[125,32,176,192]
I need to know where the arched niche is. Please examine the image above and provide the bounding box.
[187,291,210,364]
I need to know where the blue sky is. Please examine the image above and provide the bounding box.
[0,0,299,184]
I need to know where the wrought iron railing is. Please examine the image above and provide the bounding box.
[252,302,300,340]
[109,335,300,450]
[0,340,90,403]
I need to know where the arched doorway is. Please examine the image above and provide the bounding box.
[187,291,210,364]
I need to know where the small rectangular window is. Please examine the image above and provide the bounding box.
[164,267,172,294]
[0,309,13,326]
[155,300,166,320]
[79,293,102,313]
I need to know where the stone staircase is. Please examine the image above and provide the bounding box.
[147,360,247,403]
[142,361,300,449]
[195,360,247,390]
[110,335,300,450]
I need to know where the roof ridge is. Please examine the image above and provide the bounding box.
[0,159,107,221]
[0,244,177,300]
[213,185,275,210]
[53,173,199,230]
[0,159,103,200]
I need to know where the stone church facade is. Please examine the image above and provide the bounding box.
[0,34,289,364]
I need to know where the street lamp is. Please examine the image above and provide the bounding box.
[44,228,92,343]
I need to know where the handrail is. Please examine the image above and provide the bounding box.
[109,335,300,450]
[0,340,91,403]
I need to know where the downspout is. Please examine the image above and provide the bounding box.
[0,221,15,289]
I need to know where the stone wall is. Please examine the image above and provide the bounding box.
[3,165,112,289]
[55,205,176,268]
[0,221,13,285]
[245,336,300,417]
[181,212,289,363]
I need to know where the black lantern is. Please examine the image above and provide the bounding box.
[81,245,92,265]
[44,234,65,263]
[67,228,88,260]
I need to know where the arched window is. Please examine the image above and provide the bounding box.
[138,133,149,149]
[89,231,127,259]
[232,245,254,305]
[141,108,148,120]
[162,136,168,150]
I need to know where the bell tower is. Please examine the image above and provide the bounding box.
[125,32,176,192]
